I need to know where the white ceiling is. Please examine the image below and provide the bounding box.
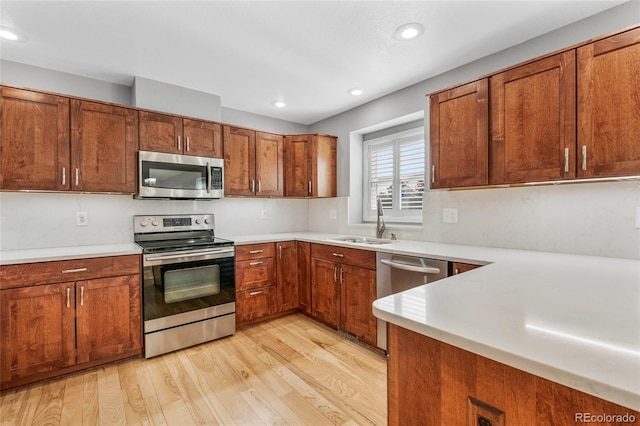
[0,1,626,124]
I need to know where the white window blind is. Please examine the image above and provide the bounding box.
[363,128,425,223]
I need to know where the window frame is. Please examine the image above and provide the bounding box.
[362,127,425,224]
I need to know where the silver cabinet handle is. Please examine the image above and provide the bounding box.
[332,252,344,258]
[249,249,263,254]
[75,168,79,186]
[339,267,343,284]
[62,268,87,274]
[62,167,66,186]
[380,259,441,274]
[564,148,569,173]
[334,266,337,283]
[249,291,263,296]
[186,136,190,152]
[279,245,282,259]
[308,181,312,194]
[206,162,211,194]
[251,179,255,193]
[66,288,70,308]
[454,268,460,275]
[258,180,262,193]
[249,261,264,266]
[80,286,85,306]
[432,165,436,184]
[177,135,182,151]
[582,145,587,171]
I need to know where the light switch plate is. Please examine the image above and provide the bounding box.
[260,209,268,220]
[443,208,458,224]
[76,211,88,226]
[329,209,337,220]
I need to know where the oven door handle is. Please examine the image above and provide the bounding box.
[145,248,234,263]
[379,259,441,274]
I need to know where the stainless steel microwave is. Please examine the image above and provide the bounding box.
[136,151,224,199]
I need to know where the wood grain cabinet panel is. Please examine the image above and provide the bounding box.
[340,264,377,345]
[256,132,284,196]
[452,262,480,275]
[182,118,222,158]
[71,100,138,193]
[223,126,256,196]
[430,79,488,189]
[297,241,311,315]
[310,257,341,328]
[235,286,276,324]
[235,258,275,292]
[276,241,298,312]
[0,87,70,191]
[491,51,576,184]
[577,27,640,178]
[284,134,337,198]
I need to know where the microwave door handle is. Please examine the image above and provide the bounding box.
[206,162,211,194]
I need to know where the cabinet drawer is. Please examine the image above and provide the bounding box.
[0,255,141,290]
[236,286,276,324]
[311,244,376,270]
[235,243,275,261]
[236,257,275,291]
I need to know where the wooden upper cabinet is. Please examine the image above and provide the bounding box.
[256,132,284,196]
[284,134,337,197]
[491,51,576,184]
[223,126,256,196]
[0,87,70,191]
[71,100,138,193]
[139,112,222,158]
[430,79,488,189]
[577,27,640,178]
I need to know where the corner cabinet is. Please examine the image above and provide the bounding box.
[577,27,640,178]
[0,86,139,194]
[223,127,284,197]
[490,51,576,184]
[310,244,377,345]
[139,111,222,158]
[0,255,142,390]
[284,134,337,198]
[430,79,488,188]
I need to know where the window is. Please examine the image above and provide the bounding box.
[363,128,425,223]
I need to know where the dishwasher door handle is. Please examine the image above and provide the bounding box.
[380,259,441,274]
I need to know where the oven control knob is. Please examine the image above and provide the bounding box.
[204,218,212,224]
[195,218,202,225]
[140,219,149,227]
[151,220,160,227]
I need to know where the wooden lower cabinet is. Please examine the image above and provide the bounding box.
[276,241,298,312]
[310,244,377,345]
[387,324,639,426]
[0,255,142,390]
[452,262,481,275]
[235,286,276,324]
[297,241,311,315]
[235,243,278,326]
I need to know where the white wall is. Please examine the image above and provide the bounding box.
[308,2,640,260]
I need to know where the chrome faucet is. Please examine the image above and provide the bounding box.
[376,198,386,239]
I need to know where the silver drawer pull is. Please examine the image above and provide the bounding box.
[249,250,264,254]
[66,288,70,308]
[564,147,569,173]
[177,135,182,151]
[186,136,190,152]
[62,167,66,186]
[249,261,264,266]
[332,252,344,258]
[582,145,587,171]
[249,291,263,296]
[431,165,436,184]
[80,286,85,306]
[62,268,88,274]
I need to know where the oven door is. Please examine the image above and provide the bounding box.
[142,247,235,332]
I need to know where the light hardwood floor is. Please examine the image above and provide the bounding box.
[0,314,387,425]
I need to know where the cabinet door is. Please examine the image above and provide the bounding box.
[223,126,256,196]
[0,87,70,191]
[256,132,284,196]
[276,241,298,312]
[76,275,142,364]
[297,241,311,315]
[183,118,222,158]
[430,79,488,188]
[236,257,275,292]
[491,51,576,184]
[340,264,377,345]
[236,286,276,325]
[71,100,138,193]
[577,27,640,178]
[139,111,183,154]
[284,134,311,197]
[1,283,76,385]
[310,258,340,328]
[312,135,337,197]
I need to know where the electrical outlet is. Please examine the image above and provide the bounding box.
[260,209,268,220]
[329,209,337,220]
[636,207,640,229]
[443,208,458,224]
[76,211,88,226]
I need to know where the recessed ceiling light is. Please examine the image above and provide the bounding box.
[348,88,363,96]
[394,23,425,41]
[272,100,286,108]
[0,26,26,42]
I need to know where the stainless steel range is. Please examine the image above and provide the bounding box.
[134,214,235,358]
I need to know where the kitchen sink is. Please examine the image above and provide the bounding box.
[329,236,396,245]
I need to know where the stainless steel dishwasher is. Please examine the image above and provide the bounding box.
[376,252,449,351]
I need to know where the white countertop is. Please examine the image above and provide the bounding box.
[0,243,142,265]
[1,233,638,410]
